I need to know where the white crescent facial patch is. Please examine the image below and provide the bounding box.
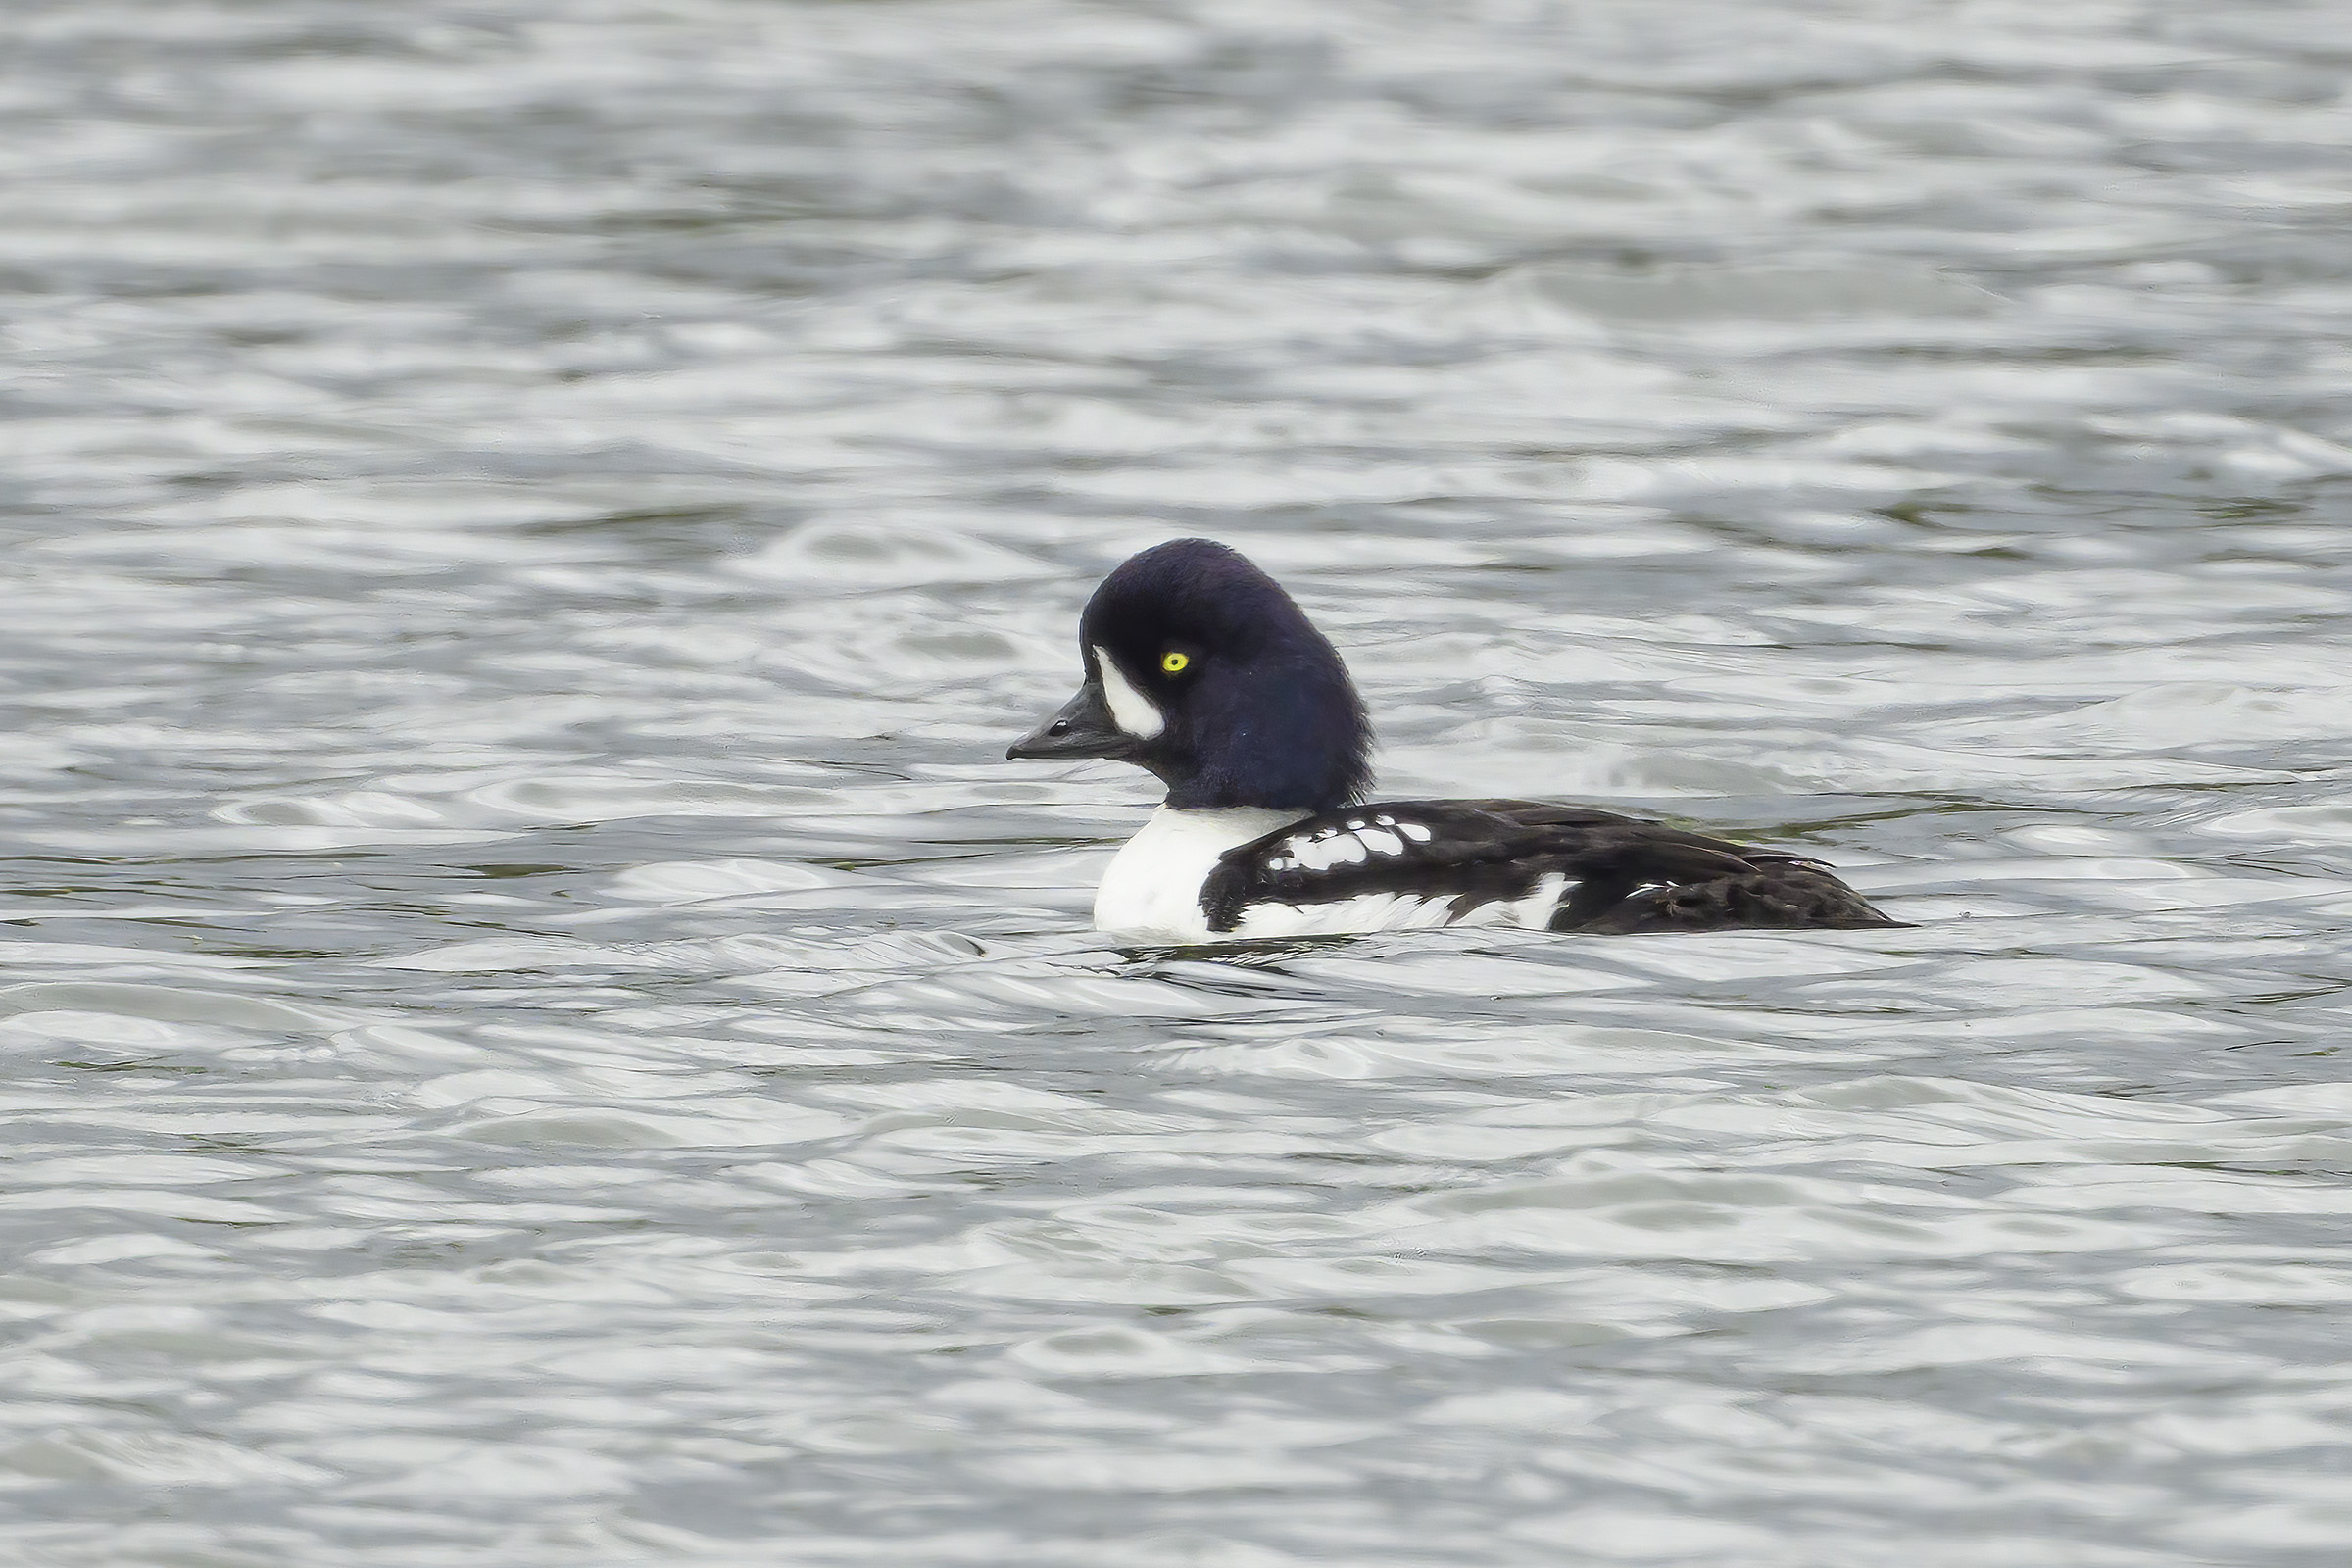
[1092,645,1165,740]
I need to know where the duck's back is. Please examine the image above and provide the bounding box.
[1200,800,1904,939]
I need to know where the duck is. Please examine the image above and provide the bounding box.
[1006,538,1905,943]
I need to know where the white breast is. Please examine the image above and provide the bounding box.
[1094,807,1305,943]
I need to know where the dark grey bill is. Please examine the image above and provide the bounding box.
[1007,681,1130,760]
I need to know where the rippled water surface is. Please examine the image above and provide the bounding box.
[6,2,2352,1562]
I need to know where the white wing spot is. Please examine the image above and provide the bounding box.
[1397,822,1434,844]
[1357,828,1405,858]
[1290,830,1367,871]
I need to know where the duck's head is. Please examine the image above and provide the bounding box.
[1007,538,1373,811]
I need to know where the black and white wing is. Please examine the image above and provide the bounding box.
[1199,800,1904,937]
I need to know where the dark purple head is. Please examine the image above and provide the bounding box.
[1007,539,1373,811]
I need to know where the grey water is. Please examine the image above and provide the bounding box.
[3,1,2352,1563]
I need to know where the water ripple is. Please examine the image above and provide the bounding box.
[4,1,2352,1564]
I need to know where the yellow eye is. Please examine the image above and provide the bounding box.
[1159,651,1190,675]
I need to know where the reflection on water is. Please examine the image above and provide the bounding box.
[4,1,2352,1563]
